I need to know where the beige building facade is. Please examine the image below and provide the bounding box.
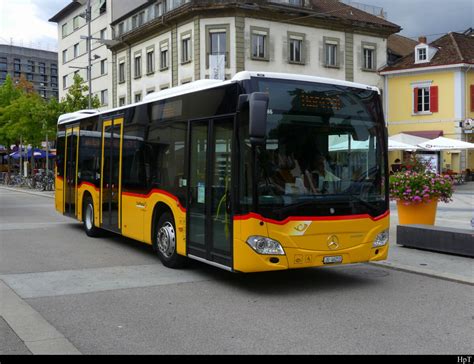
[51,0,400,109]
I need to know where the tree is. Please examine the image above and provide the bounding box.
[62,73,100,112]
[0,75,21,108]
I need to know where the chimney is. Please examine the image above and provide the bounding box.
[418,36,427,44]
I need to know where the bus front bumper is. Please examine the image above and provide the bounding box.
[233,238,389,273]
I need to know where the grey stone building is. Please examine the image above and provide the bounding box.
[0,44,59,100]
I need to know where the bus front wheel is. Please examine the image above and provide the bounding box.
[153,212,186,269]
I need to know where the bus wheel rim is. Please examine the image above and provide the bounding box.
[157,222,175,259]
[86,204,93,231]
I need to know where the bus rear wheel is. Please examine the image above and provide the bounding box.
[153,212,186,269]
[83,196,101,237]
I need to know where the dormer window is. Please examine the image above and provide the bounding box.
[415,45,429,63]
[414,36,437,64]
[417,47,427,62]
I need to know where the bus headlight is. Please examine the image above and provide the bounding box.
[373,229,389,248]
[246,236,285,255]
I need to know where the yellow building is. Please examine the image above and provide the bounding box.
[380,30,474,173]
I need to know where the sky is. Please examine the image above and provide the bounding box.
[0,0,473,50]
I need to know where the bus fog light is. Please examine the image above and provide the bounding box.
[246,236,285,255]
[373,230,389,248]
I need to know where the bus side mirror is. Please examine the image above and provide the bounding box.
[248,92,268,145]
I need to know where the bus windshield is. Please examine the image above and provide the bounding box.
[241,77,388,220]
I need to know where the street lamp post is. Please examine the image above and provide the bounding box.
[86,0,92,109]
[77,0,92,109]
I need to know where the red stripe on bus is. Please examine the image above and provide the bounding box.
[122,189,186,212]
[79,181,99,190]
[233,210,389,225]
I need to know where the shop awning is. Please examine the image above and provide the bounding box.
[402,130,443,140]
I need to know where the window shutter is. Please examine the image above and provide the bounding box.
[413,88,419,113]
[430,86,438,113]
[470,85,474,112]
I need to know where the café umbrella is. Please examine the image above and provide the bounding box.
[417,137,474,151]
[5,148,55,160]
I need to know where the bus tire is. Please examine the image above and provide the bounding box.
[153,212,186,269]
[83,195,101,237]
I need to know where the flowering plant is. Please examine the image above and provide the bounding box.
[389,156,454,204]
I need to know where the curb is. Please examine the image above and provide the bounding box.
[0,186,54,199]
[0,280,81,355]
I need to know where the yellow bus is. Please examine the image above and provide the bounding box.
[55,71,390,272]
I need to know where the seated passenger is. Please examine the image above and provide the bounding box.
[304,155,340,194]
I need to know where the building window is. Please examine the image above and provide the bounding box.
[74,43,79,58]
[0,57,7,71]
[134,54,142,78]
[181,34,192,63]
[27,73,33,81]
[13,59,21,71]
[119,96,126,107]
[62,50,68,64]
[250,27,269,61]
[39,63,45,74]
[146,49,155,74]
[27,60,35,73]
[101,90,108,105]
[134,93,142,103]
[118,61,125,83]
[413,85,438,114]
[155,2,164,17]
[62,24,67,38]
[364,48,374,70]
[63,75,67,89]
[323,37,340,68]
[288,32,305,64]
[362,42,377,71]
[118,22,125,36]
[417,48,427,62]
[99,0,106,15]
[210,32,226,56]
[73,16,80,30]
[325,43,338,67]
[289,39,302,63]
[100,28,107,40]
[160,41,169,70]
[51,65,57,76]
[132,12,145,29]
[100,59,107,75]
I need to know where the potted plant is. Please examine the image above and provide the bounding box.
[389,155,454,225]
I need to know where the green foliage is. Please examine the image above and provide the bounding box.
[0,73,99,148]
[62,73,100,112]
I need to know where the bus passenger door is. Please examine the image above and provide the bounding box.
[187,117,234,269]
[100,117,124,233]
[64,125,80,218]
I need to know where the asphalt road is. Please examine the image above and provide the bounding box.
[0,189,472,355]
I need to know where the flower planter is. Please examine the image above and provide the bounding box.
[396,199,438,225]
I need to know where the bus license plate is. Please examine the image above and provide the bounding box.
[323,256,343,264]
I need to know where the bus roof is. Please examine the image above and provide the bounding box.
[57,71,380,125]
[234,71,380,94]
